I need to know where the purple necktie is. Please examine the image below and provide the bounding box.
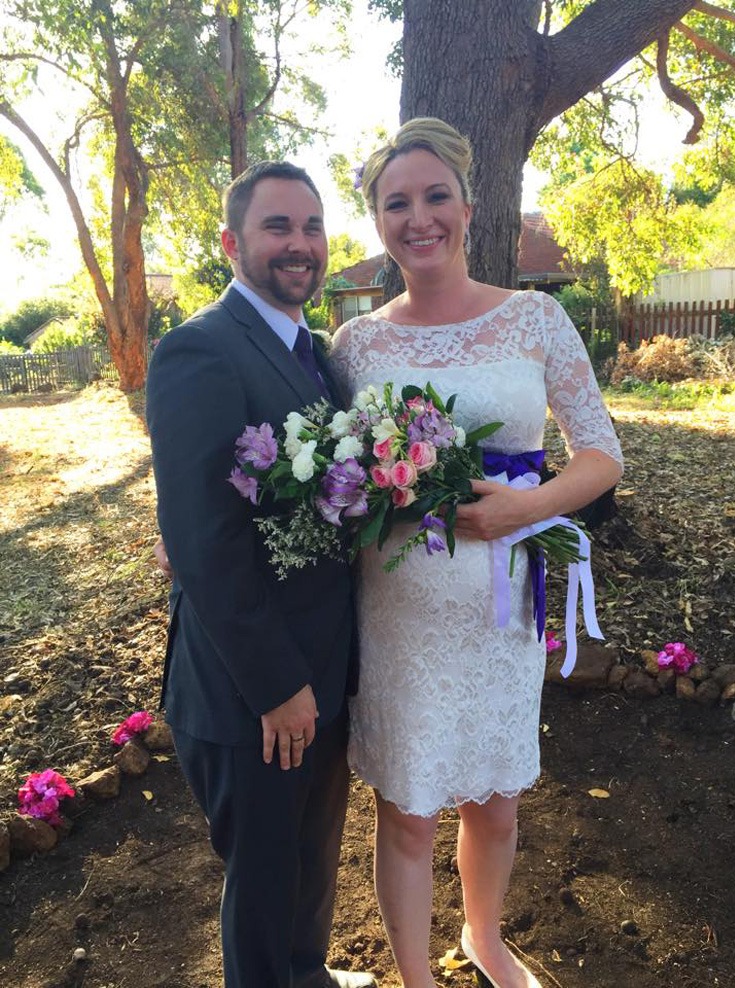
[293,325,329,398]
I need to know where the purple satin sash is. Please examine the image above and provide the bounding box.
[482,450,603,677]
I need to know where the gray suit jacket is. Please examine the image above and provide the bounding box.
[146,284,356,745]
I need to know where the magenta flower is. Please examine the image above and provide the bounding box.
[228,468,259,505]
[657,641,698,674]
[316,459,368,526]
[235,423,278,471]
[545,631,562,653]
[18,769,75,827]
[112,710,154,746]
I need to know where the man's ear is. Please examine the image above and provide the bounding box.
[221,228,238,262]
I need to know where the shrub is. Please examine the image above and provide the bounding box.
[30,317,98,353]
[0,296,72,348]
[0,339,24,355]
[609,335,698,385]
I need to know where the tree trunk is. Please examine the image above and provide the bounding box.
[397,0,699,295]
[219,4,248,178]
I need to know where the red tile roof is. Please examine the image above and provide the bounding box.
[331,214,571,286]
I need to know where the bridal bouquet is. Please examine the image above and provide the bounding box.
[229,382,585,580]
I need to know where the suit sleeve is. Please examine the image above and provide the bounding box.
[146,322,312,716]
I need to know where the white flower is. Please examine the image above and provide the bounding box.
[284,411,308,440]
[372,417,399,443]
[328,409,357,439]
[284,436,302,459]
[333,435,364,463]
[454,426,466,448]
[291,440,317,481]
[353,385,379,411]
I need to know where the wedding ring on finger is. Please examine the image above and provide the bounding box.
[291,735,305,744]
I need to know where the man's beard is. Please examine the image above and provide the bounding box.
[239,243,321,307]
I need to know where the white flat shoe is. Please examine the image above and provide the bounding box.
[460,930,501,988]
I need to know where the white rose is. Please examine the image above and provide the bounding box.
[284,411,307,440]
[454,426,466,448]
[291,440,317,481]
[284,436,302,459]
[333,435,364,463]
[328,409,356,439]
[372,417,399,443]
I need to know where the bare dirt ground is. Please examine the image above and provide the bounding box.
[1,382,734,988]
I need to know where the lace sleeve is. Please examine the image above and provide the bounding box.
[541,294,623,466]
[330,317,366,399]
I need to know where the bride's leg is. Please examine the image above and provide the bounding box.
[457,795,541,988]
[373,790,439,988]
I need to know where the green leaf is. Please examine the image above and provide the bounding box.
[424,381,446,414]
[445,393,457,414]
[465,422,503,445]
[360,499,389,548]
[401,384,423,402]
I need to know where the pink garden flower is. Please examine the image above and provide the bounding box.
[370,464,393,489]
[545,631,562,654]
[18,769,75,827]
[372,436,395,461]
[112,710,154,746]
[657,641,698,674]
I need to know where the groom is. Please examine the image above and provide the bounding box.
[146,162,374,988]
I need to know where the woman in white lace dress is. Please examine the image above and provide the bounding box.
[330,119,623,988]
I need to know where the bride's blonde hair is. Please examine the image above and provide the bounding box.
[361,117,473,216]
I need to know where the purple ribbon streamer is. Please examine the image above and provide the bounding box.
[481,449,603,678]
[483,450,546,642]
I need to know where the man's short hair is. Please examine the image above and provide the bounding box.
[223,161,322,233]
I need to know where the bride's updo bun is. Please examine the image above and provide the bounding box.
[361,117,473,216]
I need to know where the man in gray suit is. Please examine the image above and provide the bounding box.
[146,161,374,988]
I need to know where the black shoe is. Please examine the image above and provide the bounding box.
[325,969,378,988]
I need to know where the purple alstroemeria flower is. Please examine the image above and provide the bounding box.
[419,512,447,555]
[228,469,258,505]
[235,423,278,471]
[407,409,456,448]
[316,458,368,526]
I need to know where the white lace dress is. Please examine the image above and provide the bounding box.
[330,291,623,817]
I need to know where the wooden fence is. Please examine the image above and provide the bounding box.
[0,346,118,395]
[620,298,735,345]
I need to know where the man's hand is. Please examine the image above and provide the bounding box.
[153,537,174,579]
[261,685,318,770]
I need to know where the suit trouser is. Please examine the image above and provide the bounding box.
[173,709,350,988]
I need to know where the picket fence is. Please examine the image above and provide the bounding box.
[0,345,118,395]
[619,298,735,345]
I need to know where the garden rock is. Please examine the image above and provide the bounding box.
[113,740,150,776]
[623,668,661,697]
[694,679,721,706]
[545,642,617,688]
[0,821,10,871]
[7,815,58,856]
[143,721,174,751]
[77,765,121,800]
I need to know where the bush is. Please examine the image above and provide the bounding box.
[30,317,98,353]
[0,339,24,355]
[609,335,699,385]
[0,296,73,348]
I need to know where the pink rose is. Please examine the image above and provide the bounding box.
[370,465,393,489]
[408,441,437,473]
[392,487,417,508]
[391,459,418,489]
[373,436,394,460]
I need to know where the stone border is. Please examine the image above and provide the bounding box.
[0,721,174,872]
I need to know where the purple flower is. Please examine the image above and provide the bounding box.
[316,458,368,526]
[407,409,456,448]
[228,469,259,505]
[235,423,278,471]
[419,513,447,556]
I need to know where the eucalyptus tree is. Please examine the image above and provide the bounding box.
[369,0,735,294]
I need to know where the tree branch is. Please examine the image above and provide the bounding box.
[694,0,735,25]
[0,52,108,107]
[536,0,698,133]
[657,30,705,143]
[673,20,735,71]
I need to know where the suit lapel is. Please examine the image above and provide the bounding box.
[219,285,322,407]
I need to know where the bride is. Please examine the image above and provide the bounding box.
[330,117,623,988]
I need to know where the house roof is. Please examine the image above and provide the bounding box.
[330,213,571,287]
